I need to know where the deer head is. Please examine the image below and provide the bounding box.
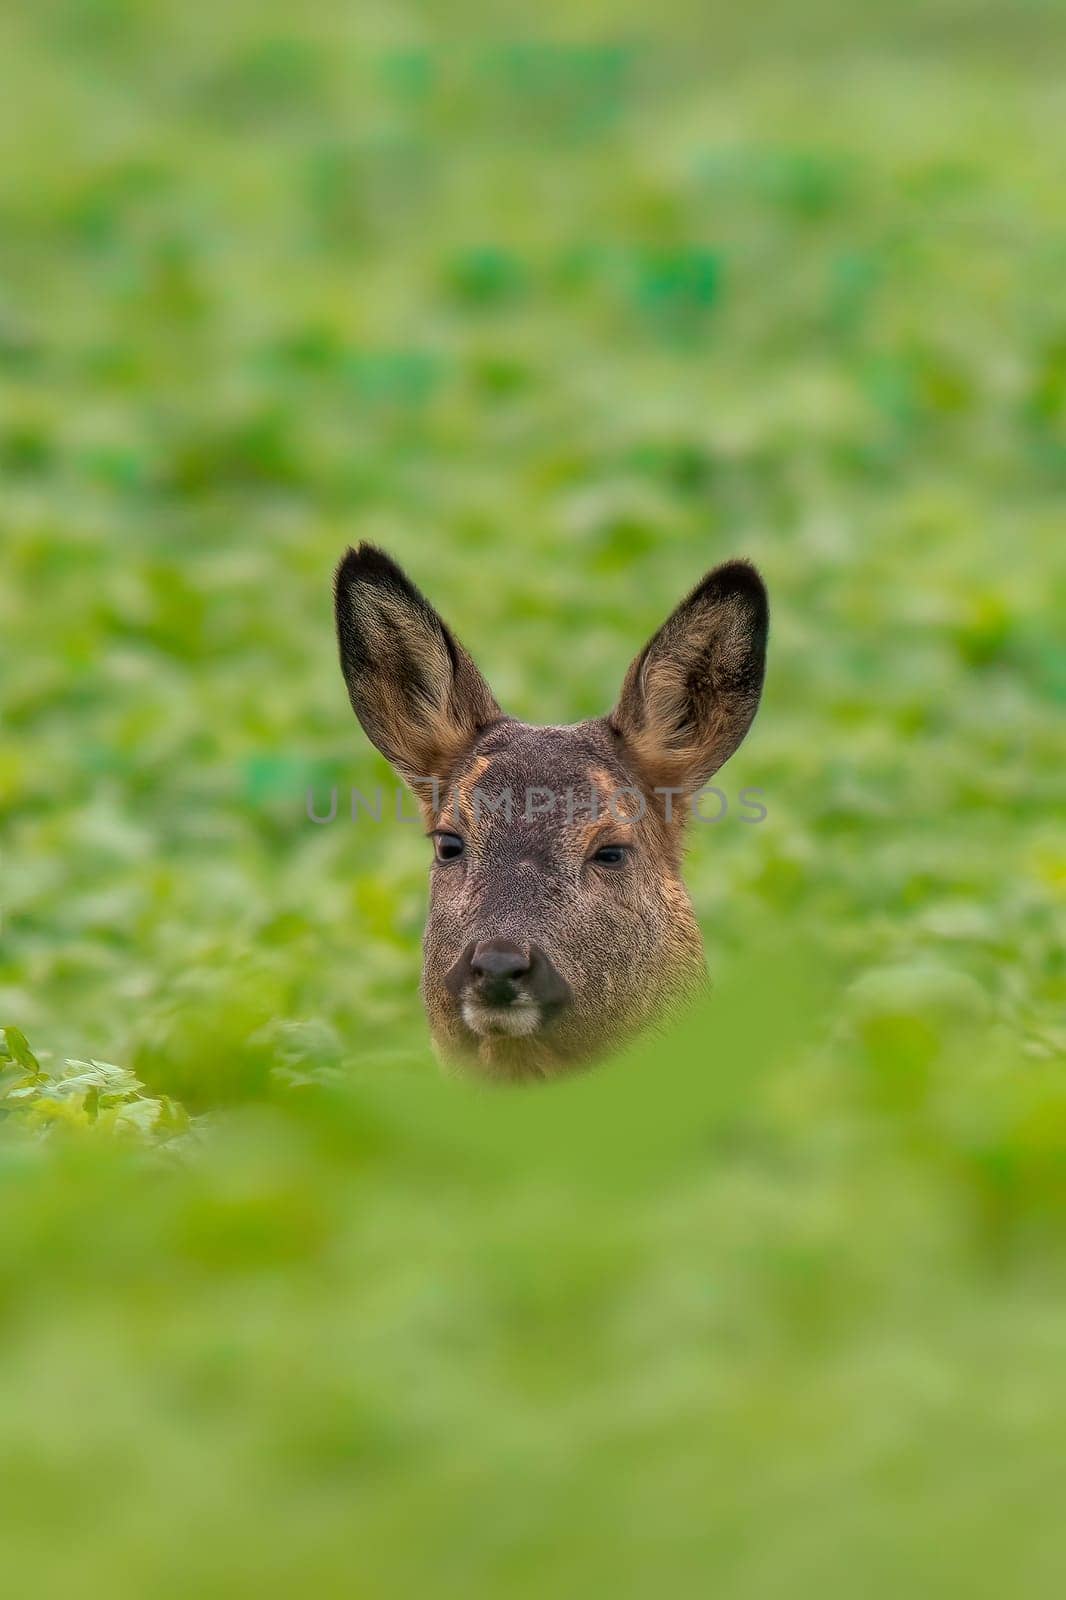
[335,545,768,1081]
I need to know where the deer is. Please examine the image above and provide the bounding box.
[335,545,768,1081]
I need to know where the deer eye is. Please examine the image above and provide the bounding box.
[590,843,629,867]
[432,832,465,863]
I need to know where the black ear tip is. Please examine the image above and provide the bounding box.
[698,558,769,627]
[334,542,407,597]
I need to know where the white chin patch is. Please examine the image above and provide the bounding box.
[461,998,541,1038]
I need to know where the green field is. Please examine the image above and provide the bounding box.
[1,2,1064,1593]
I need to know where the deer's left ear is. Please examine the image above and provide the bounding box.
[609,560,769,793]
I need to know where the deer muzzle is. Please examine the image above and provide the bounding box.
[444,939,573,1037]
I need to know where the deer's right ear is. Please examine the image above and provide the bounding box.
[334,545,500,793]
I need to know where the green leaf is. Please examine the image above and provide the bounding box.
[59,1059,145,1099]
[114,1098,163,1134]
[2,1027,42,1079]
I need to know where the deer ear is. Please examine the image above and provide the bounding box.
[609,560,768,794]
[335,545,500,793]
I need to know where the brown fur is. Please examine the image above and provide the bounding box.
[335,547,768,1081]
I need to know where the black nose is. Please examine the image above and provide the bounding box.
[470,939,531,985]
[444,940,575,1015]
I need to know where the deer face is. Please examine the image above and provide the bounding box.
[335,546,768,1081]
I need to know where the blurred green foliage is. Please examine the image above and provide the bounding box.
[0,0,1064,1593]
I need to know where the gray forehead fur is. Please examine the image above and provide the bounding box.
[466,717,630,785]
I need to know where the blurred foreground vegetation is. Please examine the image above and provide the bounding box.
[1,1,1064,1594]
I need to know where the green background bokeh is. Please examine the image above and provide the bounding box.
[0,2,1064,1594]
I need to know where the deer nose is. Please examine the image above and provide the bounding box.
[470,939,531,986]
